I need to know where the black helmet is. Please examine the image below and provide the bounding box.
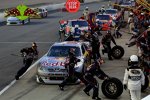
[32,42,37,47]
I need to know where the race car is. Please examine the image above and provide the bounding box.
[120,1,135,10]
[30,8,48,18]
[96,14,113,30]
[105,8,121,20]
[7,16,30,25]
[36,41,91,84]
[62,19,90,36]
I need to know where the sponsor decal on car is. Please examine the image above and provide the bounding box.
[41,62,65,67]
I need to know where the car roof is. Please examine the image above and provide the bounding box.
[52,41,82,47]
[97,14,111,16]
[105,8,118,11]
[68,19,87,22]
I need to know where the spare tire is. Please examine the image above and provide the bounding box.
[101,77,123,99]
[141,75,149,91]
[111,45,124,59]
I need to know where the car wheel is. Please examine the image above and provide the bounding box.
[101,77,123,99]
[111,45,124,59]
[36,75,44,84]
[28,18,30,23]
[79,0,84,3]
[45,13,48,17]
[41,14,44,18]
[141,75,149,92]
[22,20,25,25]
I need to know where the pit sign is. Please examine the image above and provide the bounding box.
[65,0,80,13]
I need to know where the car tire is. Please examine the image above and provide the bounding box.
[45,13,48,17]
[79,0,84,3]
[36,75,44,84]
[101,77,123,99]
[141,75,149,91]
[22,20,25,25]
[111,45,124,59]
[41,14,44,18]
[28,18,30,23]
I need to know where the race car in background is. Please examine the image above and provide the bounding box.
[7,16,30,25]
[60,19,90,36]
[30,8,48,18]
[4,7,37,18]
[105,8,121,21]
[96,14,113,31]
[4,6,36,25]
[36,41,91,84]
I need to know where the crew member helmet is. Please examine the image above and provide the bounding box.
[32,42,37,47]
[128,55,139,66]
[130,55,138,62]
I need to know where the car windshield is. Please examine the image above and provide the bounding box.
[122,2,131,5]
[47,46,81,57]
[105,10,117,14]
[96,15,110,20]
[72,21,88,27]
[39,9,43,12]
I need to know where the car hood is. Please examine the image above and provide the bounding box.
[99,20,109,23]
[40,57,66,69]
[71,27,88,33]
[7,17,19,20]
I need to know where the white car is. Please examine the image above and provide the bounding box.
[7,16,30,25]
[64,19,90,35]
[36,41,91,84]
[38,8,48,18]
[105,9,118,20]
[30,8,48,18]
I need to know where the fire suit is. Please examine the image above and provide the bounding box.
[91,34,101,60]
[83,61,108,99]
[15,47,34,80]
[123,66,145,100]
[101,33,117,60]
[59,52,88,90]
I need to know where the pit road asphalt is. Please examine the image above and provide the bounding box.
[0,0,149,100]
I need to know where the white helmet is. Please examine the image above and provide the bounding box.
[141,12,144,15]
[75,25,79,28]
[129,12,133,15]
[96,19,99,22]
[130,55,138,62]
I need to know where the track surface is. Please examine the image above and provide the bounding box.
[0,0,66,10]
